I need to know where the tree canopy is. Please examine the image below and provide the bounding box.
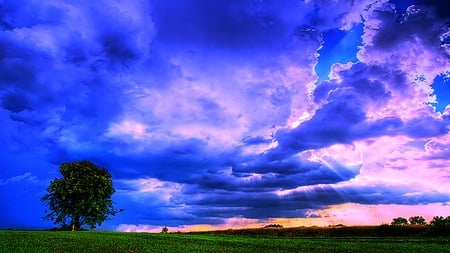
[391,217,408,226]
[408,216,426,225]
[42,160,120,230]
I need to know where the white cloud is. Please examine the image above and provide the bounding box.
[119,177,182,203]
[106,119,152,141]
[0,173,38,186]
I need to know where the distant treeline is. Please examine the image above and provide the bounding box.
[187,216,450,237]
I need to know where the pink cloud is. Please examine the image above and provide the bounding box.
[312,203,450,226]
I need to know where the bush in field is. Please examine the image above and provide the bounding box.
[391,217,408,226]
[408,216,426,225]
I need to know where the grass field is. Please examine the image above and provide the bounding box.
[1,230,449,253]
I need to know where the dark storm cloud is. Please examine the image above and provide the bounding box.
[183,188,314,218]
[81,139,228,181]
[151,0,298,50]
[268,62,449,159]
[190,159,358,192]
[151,0,370,53]
[0,1,362,209]
[241,136,272,146]
[0,0,155,163]
[403,116,450,138]
[273,99,367,156]
[110,175,450,224]
[313,63,408,105]
[111,191,218,226]
[370,3,449,53]
[361,0,450,75]
[231,153,358,178]
[62,133,359,194]
[181,181,450,220]
[337,184,450,206]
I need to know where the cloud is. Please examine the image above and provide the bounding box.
[268,59,450,160]
[0,0,156,168]
[151,0,370,51]
[0,0,154,125]
[311,202,450,226]
[193,158,359,192]
[170,180,450,222]
[359,1,450,84]
[0,172,37,186]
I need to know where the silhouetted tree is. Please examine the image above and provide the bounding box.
[408,216,426,225]
[42,161,120,230]
[263,224,284,229]
[430,216,450,227]
[428,216,450,235]
[391,217,408,226]
[161,226,169,233]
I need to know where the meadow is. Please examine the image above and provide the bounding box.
[1,228,449,253]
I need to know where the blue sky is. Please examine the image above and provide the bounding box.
[1,0,450,231]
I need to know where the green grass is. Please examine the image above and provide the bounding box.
[1,230,449,253]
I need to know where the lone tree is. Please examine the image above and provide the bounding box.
[391,217,408,226]
[42,160,120,231]
[408,216,426,225]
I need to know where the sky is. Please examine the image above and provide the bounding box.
[1,0,450,232]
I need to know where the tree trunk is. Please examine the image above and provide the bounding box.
[72,215,80,231]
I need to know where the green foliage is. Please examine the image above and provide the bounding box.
[1,230,450,253]
[408,216,426,225]
[429,216,450,227]
[391,217,408,226]
[427,216,450,236]
[42,160,120,230]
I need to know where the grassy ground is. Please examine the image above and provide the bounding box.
[1,230,449,253]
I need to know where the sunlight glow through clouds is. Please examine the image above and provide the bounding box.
[312,203,450,226]
[116,202,450,232]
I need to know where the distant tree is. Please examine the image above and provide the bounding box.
[263,224,284,229]
[428,216,450,235]
[161,226,169,233]
[42,161,120,231]
[408,216,426,225]
[429,216,450,228]
[391,217,408,226]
